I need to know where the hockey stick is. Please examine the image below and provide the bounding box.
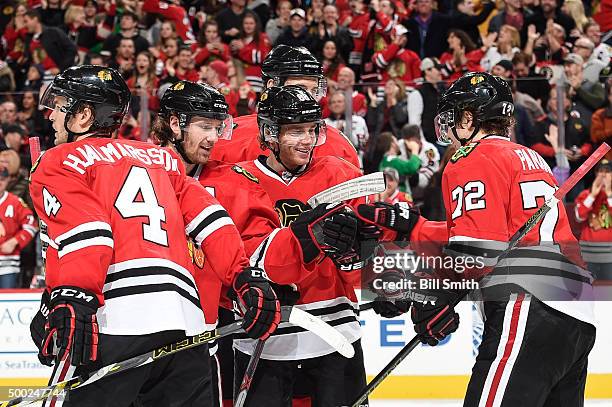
[307,172,386,207]
[1,306,354,407]
[234,339,265,407]
[348,142,611,407]
[233,176,380,405]
[29,137,42,164]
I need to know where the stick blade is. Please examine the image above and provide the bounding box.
[307,172,386,207]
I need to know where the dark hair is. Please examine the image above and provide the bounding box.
[479,116,516,135]
[364,132,394,174]
[240,10,262,44]
[135,50,157,85]
[121,11,139,22]
[399,124,420,140]
[3,124,24,137]
[24,10,41,21]
[512,51,531,66]
[198,20,219,46]
[322,40,344,79]
[449,29,476,53]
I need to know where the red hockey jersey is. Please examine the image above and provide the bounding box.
[29,138,248,336]
[0,191,37,275]
[234,35,271,93]
[209,114,361,169]
[234,155,363,360]
[441,136,593,324]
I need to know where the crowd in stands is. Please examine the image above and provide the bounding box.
[0,0,611,285]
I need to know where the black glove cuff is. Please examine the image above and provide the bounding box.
[49,286,100,311]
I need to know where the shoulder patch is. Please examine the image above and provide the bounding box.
[450,142,479,163]
[426,148,436,160]
[231,165,259,183]
[18,197,28,209]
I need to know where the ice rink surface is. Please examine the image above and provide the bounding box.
[371,401,612,406]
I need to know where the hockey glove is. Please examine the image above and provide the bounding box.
[356,202,419,241]
[409,287,461,346]
[42,286,100,367]
[30,289,52,366]
[332,220,381,272]
[290,203,358,264]
[230,267,281,340]
[372,297,411,318]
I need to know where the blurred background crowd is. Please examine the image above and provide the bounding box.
[0,0,611,286]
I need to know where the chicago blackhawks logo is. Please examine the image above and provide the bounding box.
[97,70,113,81]
[274,199,310,227]
[450,142,479,163]
[173,82,185,91]
[187,240,205,269]
[470,75,485,85]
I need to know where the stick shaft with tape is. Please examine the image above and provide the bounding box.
[29,137,41,164]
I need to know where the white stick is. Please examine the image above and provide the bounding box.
[307,172,386,207]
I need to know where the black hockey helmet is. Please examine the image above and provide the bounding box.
[40,65,130,141]
[261,45,327,99]
[435,72,514,145]
[159,80,232,139]
[257,85,327,175]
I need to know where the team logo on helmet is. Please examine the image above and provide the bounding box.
[274,199,310,227]
[260,91,268,101]
[470,75,485,85]
[97,70,113,81]
[173,82,185,91]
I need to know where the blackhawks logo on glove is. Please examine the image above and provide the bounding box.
[275,199,310,227]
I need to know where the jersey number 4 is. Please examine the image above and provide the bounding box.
[115,166,168,246]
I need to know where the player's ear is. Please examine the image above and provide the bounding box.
[169,115,182,139]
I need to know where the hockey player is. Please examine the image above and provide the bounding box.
[153,80,357,406]
[358,72,596,406]
[28,66,281,406]
[210,45,361,169]
[232,85,372,406]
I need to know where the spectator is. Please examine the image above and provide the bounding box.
[0,149,32,210]
[65,5,100,63]
[573,37,608,84]
[307,0,326,29]
[3,4,28,77]
[512,51,551,106]
[488,0,532,33]
[401,124,440,203]
[127,50,160,113]
[141,0,196,42]
[366,78,410,138]
[313,5,353,63]
[523,0,576,41]
[378,167,412,204]
[225,81,258,117]
[325,91,369,160]
[0,101,18,128]
[564,53,606,117]
[216,0,247,43]
[17,90,50,145]
[265,0,292,45]
[150,21,179,59]
[158,36,180,74]
[421,145,456,220]
[3,124,24,153]
[248,0,271,30]
[0,162,37,288]
[366,131,421,185]
[574,159,612,280]
[343,0,372,77]
[204,59,231,91]
[439,29,484,81]
[591,82,612,161]
[480,25,521,72]
[449,0,496,46]
[561,0,589,33]
[109,37,135,78]
[23,64,44,90]
[41,0,68,28]
[372,24,421,85]
[102,11,149,59]
[193,20,231,67]
[369,0,398,50]
[324,67,367,118]
[404,0,450,59]
[530,20,570,65]
[407,57,446,149]
[87,52,107,66]
[491,59,513,78]
[275,8,316,49]
[164,45,199,83]
[230,11,271,93]
[531,85,591,199]
[23,10,77,73]
[321,40,347,86]
[584,19,612,66]
[0,61,16,96]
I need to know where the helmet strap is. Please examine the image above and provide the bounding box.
[64,112,98,143]
[452,124,480,146]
